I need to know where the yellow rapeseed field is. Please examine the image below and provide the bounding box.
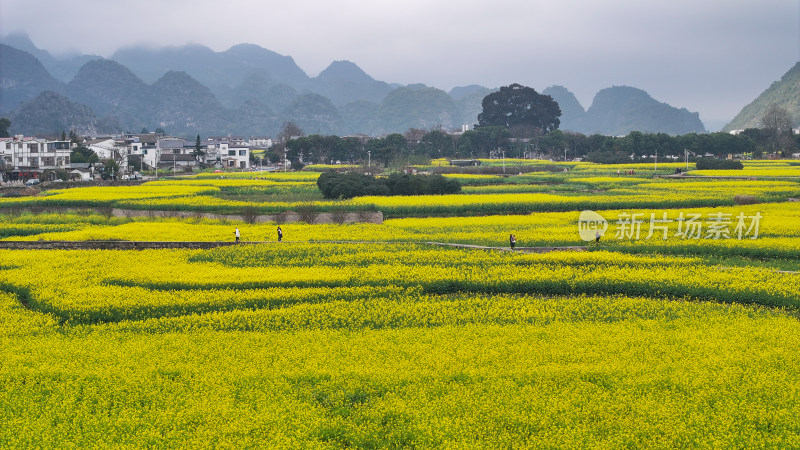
[2,160,800,447]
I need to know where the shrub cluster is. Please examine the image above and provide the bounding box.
[317,172,461,199]
[384,173,461,196]
[695,158,743,170]
[317,172,389,199]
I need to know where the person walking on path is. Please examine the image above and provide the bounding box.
[277,226,283,242]
[509,234,516,249]
[235,228,240,243]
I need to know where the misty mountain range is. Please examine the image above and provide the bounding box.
[0,33,707,138]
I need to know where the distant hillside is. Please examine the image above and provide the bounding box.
[111,43,310,99]
[279,93,344,136]
[542,85,586,132]
[7,90,120,136]
[0,44,64,113]
[150,71,228,134]
[373,85,460,135]
[449,85,491,100]
[451,86,496,129]
[723,61,800,131]
[311,60,393,106]
[220,43,309,87]
[1,39,711,138]
[542,85,705,136]
[581,86,705,135]
[66,59,154,124]
[228,99,281,137]
[1,32,98,83]
[339,100,379,135]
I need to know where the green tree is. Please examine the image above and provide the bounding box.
[620,131,646,157]
[477,83,561,136]
[70,146,99,164]
[540,130,567,158]
[100,159,120,180]
[564,132,589,159]
[456,132,476,158]
[304,134,341,164]
[0,118,10,138]
[366,134,407,167]
[586,134,613,154]
[192,134,206,163]
[266,149,282,164]
[476,126,511,157]
[422,130,454,159]
[455,127,510,158]
[337,137,364,164]
[285,135,311,166]
[54,168,70,181]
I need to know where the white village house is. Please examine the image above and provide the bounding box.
[204,137,250,169]
[0,135,73,182]
[2,133,257,183]
[129,136,252,172]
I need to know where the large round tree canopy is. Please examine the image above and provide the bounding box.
[477,83,561,136]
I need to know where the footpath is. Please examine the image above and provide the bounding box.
[0,240,587,252]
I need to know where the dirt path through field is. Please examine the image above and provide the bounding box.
[0,240,587,253]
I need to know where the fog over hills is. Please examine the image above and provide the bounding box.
[1,36,715,138]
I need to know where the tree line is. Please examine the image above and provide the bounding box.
[268,126,795,169]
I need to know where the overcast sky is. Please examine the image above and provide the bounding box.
[1,0,798,130]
